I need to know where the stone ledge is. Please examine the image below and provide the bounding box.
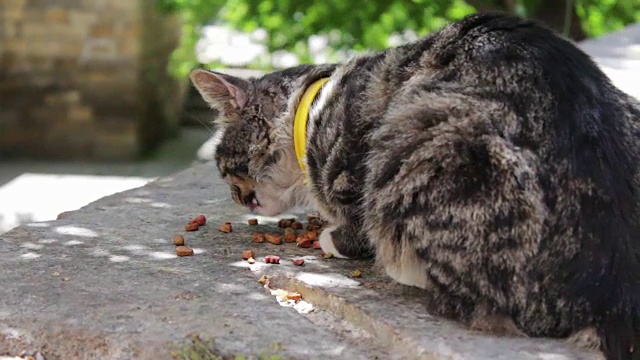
[0,163,601,359]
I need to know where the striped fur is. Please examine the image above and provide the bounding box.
[191,13,640,359]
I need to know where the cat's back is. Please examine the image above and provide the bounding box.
[376,12,640,174]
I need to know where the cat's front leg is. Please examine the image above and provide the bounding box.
[319,219,374,259]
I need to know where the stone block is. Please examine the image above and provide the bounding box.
[78,38,120,62]
[3,39,27,54]
[28,0,81,9]
[68,10,98,27]
[2,22,18,39]
[22,22,86,43]
[29,106,70,125]
[44,8,69,23]
[44,122,96,157]
[93,130,139,160]
[68,105,94,123]
[0,0,183,160]
[44,90,81,106]
[0,110,20,129]
[3,9,26,22]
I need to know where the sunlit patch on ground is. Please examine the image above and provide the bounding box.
[0,173,152,234]
[295,272,361,289]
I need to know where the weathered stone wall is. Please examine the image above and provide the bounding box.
[0,0,183,160]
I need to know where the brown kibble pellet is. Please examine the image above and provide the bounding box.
[252,233,266,243]
[190,215,206,226]
[292,259,305,266]
[176,246,194,257]
[308,216,323,226]
[297,238,313,248]
[298,231,317,242]
[291,221,303,230]
[258,275,269,285]
[242,249,255,260]
[351,269,362,278]
[277,218,295,228]
[218,222,232,233]
[284,227,296,243]
[173,235,185,246]
[185,223,199,231]
[265,234,283,245]
[247,218,258,226]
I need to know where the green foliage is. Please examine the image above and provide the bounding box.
[577,0,640,37]
[158,0,640,78]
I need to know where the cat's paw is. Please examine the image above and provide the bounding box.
[319,226,350,259]
[567,327,601,350]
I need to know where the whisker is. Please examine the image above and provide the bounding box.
[184,113,216,134]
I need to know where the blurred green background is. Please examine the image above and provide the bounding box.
[158,0,640,78]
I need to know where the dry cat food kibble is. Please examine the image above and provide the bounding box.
[258,275,270,285]
[302,231,318,241]
[286,292,302,301]
[284,227,297,243]
[218,222,233,233]
[307,215,324,228]
[292,259,305,266]
[176,246,194,257]
[265,234,283,245]
[351,269,362,278]
[277,218,296,228]
[247,218,258,225]
[252,233,266,243]
[242,249,255,260]
[265,255,280,264]
[173,235,185,246]
[297,238,313,248]
[307,223,322,231]
[190,215,207,226]
[184,223,199,232]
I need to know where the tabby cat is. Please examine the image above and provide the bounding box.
[191,13,640,360]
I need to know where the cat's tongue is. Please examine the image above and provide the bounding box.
[248,197,260,212]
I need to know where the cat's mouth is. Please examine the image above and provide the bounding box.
[247,194,261,212]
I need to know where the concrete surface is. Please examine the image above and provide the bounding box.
[0,162,601,360]
[580,22,640,101]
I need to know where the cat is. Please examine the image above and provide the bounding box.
[190,12,640,360]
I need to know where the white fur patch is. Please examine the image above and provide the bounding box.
[319,225,349,259]
[309,77,338,123]
[384,256,428,289]
[197,128,225,161]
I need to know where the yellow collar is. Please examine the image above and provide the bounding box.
[293,77,329,183]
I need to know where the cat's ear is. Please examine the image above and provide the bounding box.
[190,69,250,123]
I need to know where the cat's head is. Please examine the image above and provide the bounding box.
[190,65,335,216]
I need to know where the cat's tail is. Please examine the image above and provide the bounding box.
[596,313,640,360]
